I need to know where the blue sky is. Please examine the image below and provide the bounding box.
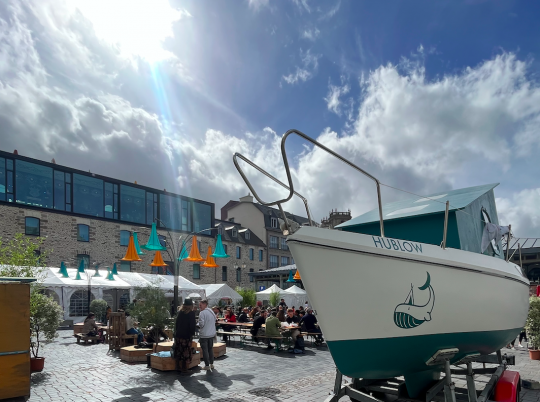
[1,0,540,236]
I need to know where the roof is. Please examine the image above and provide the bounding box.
[250,264,297,277]
[251,203,310,228]
[199,284,242,302]
[337,183,499,228]
[215,219,266,247]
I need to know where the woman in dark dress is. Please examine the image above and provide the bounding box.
[174,298,196,372]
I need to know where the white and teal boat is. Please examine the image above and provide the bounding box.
[233,129,530,398]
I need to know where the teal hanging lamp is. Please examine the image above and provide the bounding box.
[177,243,189,261]
[106,267,114,281]
[211,234,230,258]
[93,266,101,277]
[141,222,167,251]
[286,270,295,283]
[77,259,85,273]
[59,262,69,278]
[112,263,118,275]
[75,271,82,280]
[133,232,146,255]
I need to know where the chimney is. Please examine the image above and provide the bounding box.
[239,193,254,203]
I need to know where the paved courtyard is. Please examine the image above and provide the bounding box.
[9,331,540,402]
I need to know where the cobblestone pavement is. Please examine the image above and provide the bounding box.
[10,331,540,402]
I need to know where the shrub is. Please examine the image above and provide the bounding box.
[90,299,108,323]
[30,292,64,358]
[269,290,280,307]
[130,282,171,346]
[236,287,256,308]
[526,296,540,350]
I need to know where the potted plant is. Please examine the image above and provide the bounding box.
[526,296,540,360]
[30,291,64,372]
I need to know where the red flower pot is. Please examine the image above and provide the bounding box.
[529,350,540,360]
[30,357,45,372]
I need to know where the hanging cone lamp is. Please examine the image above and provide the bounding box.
[122,235,143,261]
[141,222,166,251]
[75,271,82,280]
[150,251,167,267]
[202,246,219,268]
[177,243,189,261]
[293,269,301,281]
[59,262,69,278]
[185,235,204,262]
[286,270,295,283]
[133,232,146,255]
[112,263,118,275]
[106,267,114,281]
[211,234,230,259]
[77,259,85,273]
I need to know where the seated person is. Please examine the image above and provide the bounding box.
[277,306,286,322]
[145,327,169,344]
[299,309,324,345]
[237,308,250,323]
[212,306,222,319]
[284,308,301,342]
[250,310,267,343]
[125,312,144,344]
[264,309,282,349]
[82,312,99,336]
[221,308,237,341]
[249,307,260,320]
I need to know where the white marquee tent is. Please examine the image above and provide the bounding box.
[256,284,283,301]
[199,284,243,306]
[281,285,309,309]
[40,267,205,322]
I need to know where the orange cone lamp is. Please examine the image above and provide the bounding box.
[122,235,143,261]
[185,235,204,262]
[202,246,219,268]
[293,269,301,281]
[149,251,167,267]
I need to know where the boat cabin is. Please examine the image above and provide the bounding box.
[336,183,503,258]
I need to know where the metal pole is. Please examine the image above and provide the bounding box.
[86,261,91,315]
[173,259,179,313]
[442,201,449,249]
[519,243,524,276]
[506,224,511,262]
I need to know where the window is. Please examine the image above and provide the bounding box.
[120,230,130,246]
[76,254,90,269]
[159,194,191,232]
[270,236,278,249]
[249,268,254,282]
[193,201,212,235]
[271,217,278,228]
[0,157,5,202]
[223,245,228,255]
[249,248,254,260]
[270,255,278,268]
[222,266,227,281]
[236,267,242,282]
[146,192,157,225]
[120,261,131,272]
[236,246,241,259]
[245,230,250,240]
[73,174,103,217]
[120,185,145,224]
[232,227,237,237]
[65,173,72,212]
[218,225,224,236]
[259,250,263,261]
[158,235,167,248]
[77,224,89,242]
[104,182,114,219]
[119,292,130,310]
[69,290,95,317]
[281,256,289,266]
[281,237,288,251]
[25,217,40,236]
[1,157,14,202]
[15,160,53,208]
[193,264,200,279]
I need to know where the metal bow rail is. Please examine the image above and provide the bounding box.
[233,129,385,237]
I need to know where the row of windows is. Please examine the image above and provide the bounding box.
[217,225,251,240]
[192,264,255,283]
[269,255,294,268]
[269,235,288,251]
[1,157,212,232]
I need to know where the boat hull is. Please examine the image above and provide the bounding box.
[287,227,529,380]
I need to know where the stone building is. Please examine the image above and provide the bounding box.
[0,149,257,289]
[221,194,310,269]
[320,209,352,229]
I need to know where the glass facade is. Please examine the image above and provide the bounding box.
[73,174,103,217]
[104,182,114,219]
[160,194,191,232]
[0,157,5,201]
[193,201,212,234]
[16,160,53,208]
[120,185,145,224]
[53,171,65,210]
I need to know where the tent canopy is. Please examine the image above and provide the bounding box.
[281,285,309,308]
[256,284,283,300]
[199,284,242,305]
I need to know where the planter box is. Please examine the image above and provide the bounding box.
[73,323,84,335]
[150,351,200,371]
[154,341,198,353]
[196,342,226,358]
[120,346,153,363]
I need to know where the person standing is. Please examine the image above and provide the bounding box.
[278,299,287,309]
[174,298,196,372]
[198,299,217,370]
[304,301,309,310]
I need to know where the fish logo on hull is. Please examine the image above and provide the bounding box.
[394,272,435,329]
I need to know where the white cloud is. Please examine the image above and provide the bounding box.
[319,0,340,20]
[324,78,350,115]
[497,189,540,237]
[292,0,311,13]
[301,28,320,41]
[282,48,321,85]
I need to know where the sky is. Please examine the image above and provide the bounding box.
[1,0,540,236]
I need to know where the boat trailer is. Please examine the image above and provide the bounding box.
[324,349,520,402]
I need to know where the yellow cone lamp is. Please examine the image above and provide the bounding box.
[202,246,219,268]
[185,235,204,262]
[150,251,167,267]
[122,235,143,262]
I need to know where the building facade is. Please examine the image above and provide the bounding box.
[320,209,352,229]
[0,150,256,289]
[221,194,310,270]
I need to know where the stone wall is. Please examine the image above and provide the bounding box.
[0,204,259,289]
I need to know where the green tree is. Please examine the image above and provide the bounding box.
[0,233,48,280]
[90,299,108,323]
[526,297,540,350]
[269,290,281,307]
[130,282,171,346]
[236,287,257,308]
[30,292,64,358]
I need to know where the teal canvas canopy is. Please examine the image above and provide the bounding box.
[211,234,230,259]
[141,223,167,251]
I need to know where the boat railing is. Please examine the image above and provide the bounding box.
[233,128,385,237]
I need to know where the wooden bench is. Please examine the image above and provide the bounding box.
[216,331,248,347]
[75,333,100,345]
[300,332,324,346]
[121,334,138,345]
[120,346,153,363]
[249,335,286,352]
[150,351,201,371]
